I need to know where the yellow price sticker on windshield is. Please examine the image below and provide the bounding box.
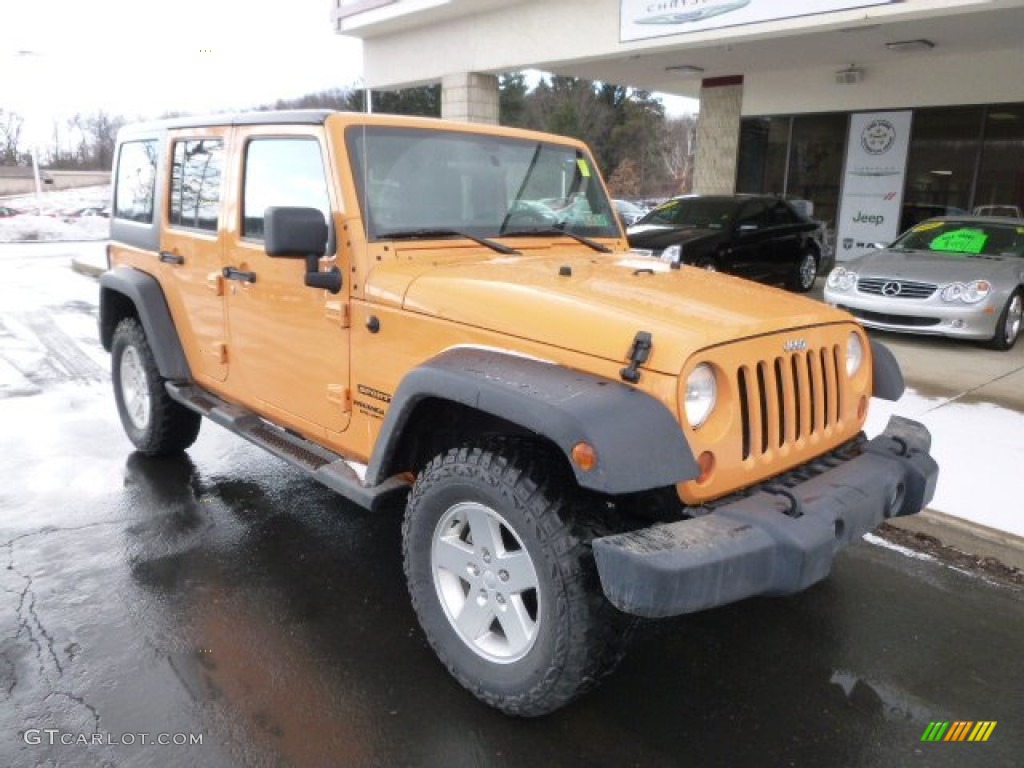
[577,158,591,178]
[912,221,944,232]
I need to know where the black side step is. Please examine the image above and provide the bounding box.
[166,382,410,511]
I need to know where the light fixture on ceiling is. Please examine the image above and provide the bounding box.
[930,170,953,176]
[665,65,705,77]
[835,65,863,85]
[886,39,935,52]
[989,111,1019,121]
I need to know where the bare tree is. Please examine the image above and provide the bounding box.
[660,115,698,195]
[0,110,25,165]
[84,111,124,170]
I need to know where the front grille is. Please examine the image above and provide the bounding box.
[856,276,936,299]
[839,305,942,328]
[736,346,843,461]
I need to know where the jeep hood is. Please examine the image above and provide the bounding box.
[376,252,848,374]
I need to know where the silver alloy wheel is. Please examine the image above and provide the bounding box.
[431,501,541,663]
[1006,294,1023,344]
[799,252,817,289]
[119,345,151,430]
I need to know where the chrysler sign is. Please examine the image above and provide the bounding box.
[621,0,897,42]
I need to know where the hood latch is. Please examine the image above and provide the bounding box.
[620,331,652,384]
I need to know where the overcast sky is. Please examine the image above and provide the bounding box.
[3,0,694,146]
[4,0,363,142]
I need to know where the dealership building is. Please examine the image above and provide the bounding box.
[333,0,1024,257]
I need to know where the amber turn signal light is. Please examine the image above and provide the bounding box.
[696,451,715,484]
[571,442,598,471]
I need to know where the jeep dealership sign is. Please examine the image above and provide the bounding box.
[620,0,897,42]
[836,111,913,261]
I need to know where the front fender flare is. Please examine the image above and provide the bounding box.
[870,339,904,401]
[366,348,698,494]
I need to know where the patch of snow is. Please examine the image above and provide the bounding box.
[866,389,1024,538]
[0,185,111,243]
[862,532,937,562]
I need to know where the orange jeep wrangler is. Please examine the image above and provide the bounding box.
[100,111,938,716]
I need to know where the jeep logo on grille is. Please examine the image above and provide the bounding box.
[784,339,807,352]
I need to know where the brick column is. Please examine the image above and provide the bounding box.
[441,72,499,125]
[693,76,744,195]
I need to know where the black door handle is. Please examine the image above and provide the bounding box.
[159,251,184,265]
[222,266,257,283]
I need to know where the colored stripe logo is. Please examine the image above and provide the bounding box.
[921,721,997,742]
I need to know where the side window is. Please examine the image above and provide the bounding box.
[768,202,798,226]
[736,201,768,230]
[114,140,157,223]
[243,138,330,239]
[169,139,224,232]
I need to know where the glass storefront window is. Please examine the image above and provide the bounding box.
[786,113,847,229]
[737,117,789,197]
[902,107,984,230]
[975,105,1024,216]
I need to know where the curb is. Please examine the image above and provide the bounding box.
[889,509,1024,571]
[71,256,105,278]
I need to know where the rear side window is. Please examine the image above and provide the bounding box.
[114,140,158,223]
[169,139,224,232]
[242,138,330,239]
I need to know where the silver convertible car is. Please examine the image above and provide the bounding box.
[824,217,1024,350]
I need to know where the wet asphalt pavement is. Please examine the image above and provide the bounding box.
[2,244,1023,768]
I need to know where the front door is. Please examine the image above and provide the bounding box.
[223,127,351,436]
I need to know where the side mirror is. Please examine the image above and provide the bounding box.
[264,206,342,294]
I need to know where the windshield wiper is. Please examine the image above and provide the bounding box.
[501,227,612,253]
[377,228,519,255]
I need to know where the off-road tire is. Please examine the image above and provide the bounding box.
[402,441,634,716]
[789,249,818,292]
[111,317,201,455]
[986,289,1023,351]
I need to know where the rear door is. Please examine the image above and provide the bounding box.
[764,200,804,278]
[222,126,351,436]
[159,129,229,383]
[728,200,774,279]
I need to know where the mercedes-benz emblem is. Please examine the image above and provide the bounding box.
[882,281,902,297]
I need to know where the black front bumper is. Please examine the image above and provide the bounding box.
[592,416,939,618]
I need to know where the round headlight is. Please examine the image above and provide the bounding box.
[827,267,857,291]
[661,244,682,265]
[846,332,864,377]
[940,283,964,302]
[684,364,717,428]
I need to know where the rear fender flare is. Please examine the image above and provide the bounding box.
[99,267,191,381]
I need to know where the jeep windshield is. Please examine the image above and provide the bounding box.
[346,125,619,243]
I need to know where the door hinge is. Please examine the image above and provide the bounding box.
[203,342,228,365]
[325,300,350,328]
[206,272,225,296]
[327,384,351,412]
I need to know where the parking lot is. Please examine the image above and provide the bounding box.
[1,243,1022,767]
